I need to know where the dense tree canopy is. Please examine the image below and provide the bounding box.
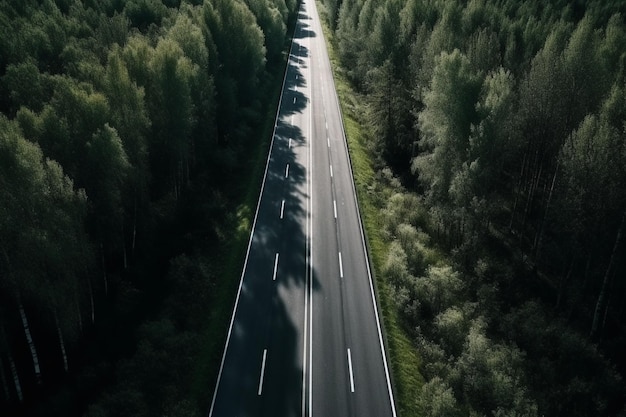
[322,0,626,415]
[0,0,298,415]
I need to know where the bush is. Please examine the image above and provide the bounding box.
[418,377,459,417]
[416,265,464,318]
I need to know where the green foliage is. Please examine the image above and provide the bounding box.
[325,0,626,415]
[202,0,267,141]
[418,377,459,417]
[84,125,130,246]
[124,0,168,30]
[104,46,150,183]
[2,59,50,113]
[148,38,194,197]
[416,266,464,318]
[0,114,91,349]
[456,320,537,416]
[0,0,297,414]
[365,60,414,169]
[413,49,482,240]
[243,0,287,62]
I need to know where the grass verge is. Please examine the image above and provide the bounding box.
[317,5,424,416]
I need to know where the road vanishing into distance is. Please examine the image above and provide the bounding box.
[208,0,397,416]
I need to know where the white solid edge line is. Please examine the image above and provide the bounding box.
[338,251,343,278]
[300,2,308,413]
[258,349,268,396]
[308,6,314,415]
[280,199,285,219]
[315,0,398,414]
[347,348,355,393]
[273,253,279,281]
[302,140,309,417]
[208,8,302,415]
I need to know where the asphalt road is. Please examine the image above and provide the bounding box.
[208,0,396,415]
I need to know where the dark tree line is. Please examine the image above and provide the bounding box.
[321,0,626,416]
[0,0,298,415]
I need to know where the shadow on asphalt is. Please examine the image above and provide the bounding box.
[211,4,322,417]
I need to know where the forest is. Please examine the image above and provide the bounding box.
[319,0,626,416]
[0,0,298,416]
[3,0,626,416]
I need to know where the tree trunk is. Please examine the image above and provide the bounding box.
[568,249,594,322]
[582,247,593,291]
[0,356,9,401]
[510,148,530,231]
[520,149,541,239]
[600,295,611,343]
[620,274,626,320]
[556,256,573,310]
[100,242,108,296]
[184,151,190,187]
[591,210,626,339]
[54,311,68,373]
[87,275,95,324]
[534,162,558,260]
[19,301,42,384]
[122,223,128,270]
[132,194,137,256]
[75,290,83,333]
[8,351,22,402]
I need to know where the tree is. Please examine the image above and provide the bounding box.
[365,1,401,71]
[84,125,130,262]
[322,0,342,29]
[168,12,217,175]
[105,47,149,176]
[558,112,626,338]
[203,0,266,142]
[513,24,569,236]
[412,49,481,244]
[366,60,414,171]
[417,377,459,417]
[467,28,501,73]
[124,0,168,31]
[561,15,608,134]
[456,319,537,416]
[120,35,155,89]
[415,266,464,318]
[243,0,286,63]
[104,47,150,261]
[464,67,516,208]
[149,38,194,199]
[2,59,49,113]
[336,0,366,83]
[0,114,92,384]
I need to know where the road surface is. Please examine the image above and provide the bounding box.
[208,0,397,415]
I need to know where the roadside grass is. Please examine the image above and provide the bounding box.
[317,7,424,416]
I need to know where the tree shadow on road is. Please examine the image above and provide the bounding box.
[210,3,323,416]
